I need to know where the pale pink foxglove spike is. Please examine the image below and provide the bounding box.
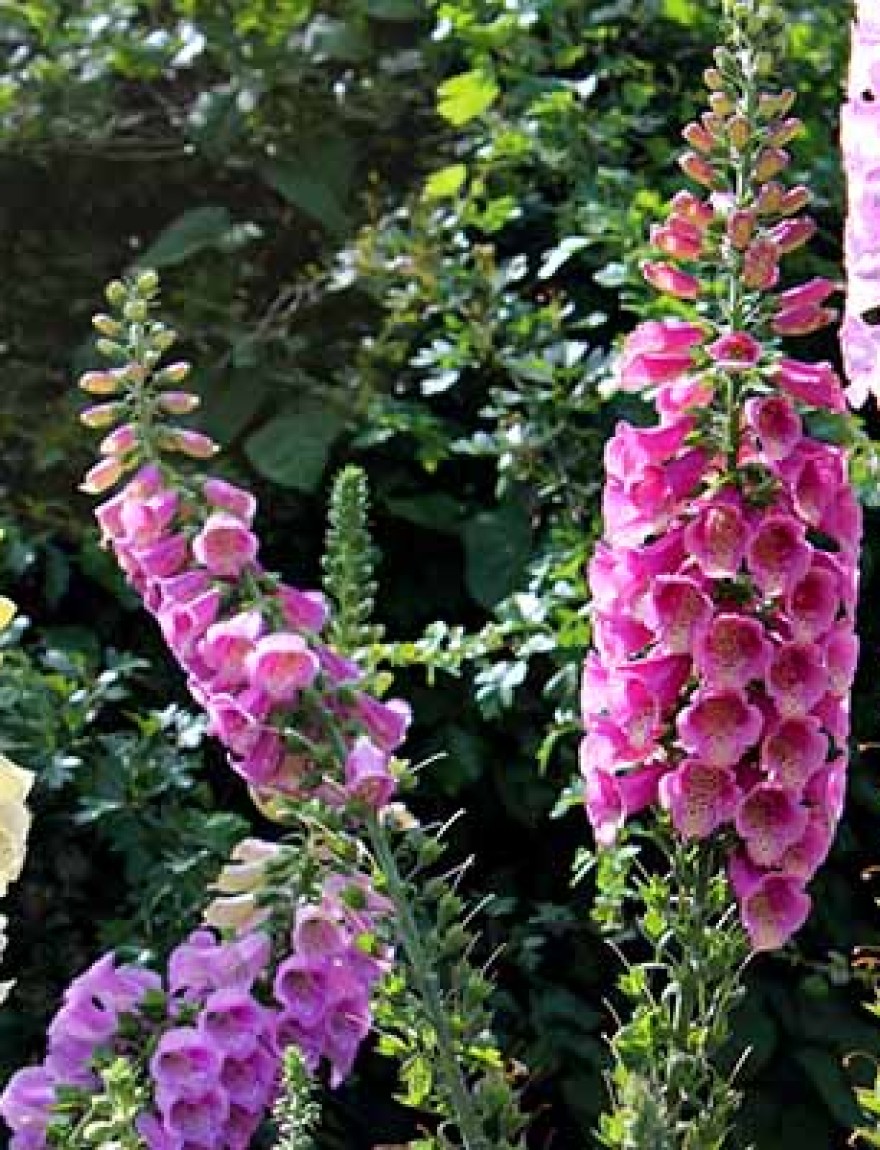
[841,5,880,406]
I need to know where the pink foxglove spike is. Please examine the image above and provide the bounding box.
[841,4,880,406]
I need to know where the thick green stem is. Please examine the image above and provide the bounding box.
[366,813,489,1150]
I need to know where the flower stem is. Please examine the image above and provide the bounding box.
[366,812,490,1150]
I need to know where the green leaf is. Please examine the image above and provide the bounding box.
[461,498,531,609]
[197,369,270,443]
[401,1055,433,1107]
[262,160,351,236]
[437,70,499,127]
[136,207,234,269]
[794,1047,862,1129]
[365,0,421,19]
[243,405,346,491]
[383,492,464,534]
[662,0,701,22]
[423,163,468,201]
[303,15,368,61]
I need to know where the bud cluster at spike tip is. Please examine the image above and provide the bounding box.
[75,276,409,812]
[841,2,880,408]
[583,45,862,952]
[0,873,391,1150]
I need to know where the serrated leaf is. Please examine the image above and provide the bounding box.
[401,1055,433,1107]
[136,206,234,268]
[437,70,499,127]
[244,405,346,491]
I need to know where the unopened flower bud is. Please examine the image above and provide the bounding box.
[727,209,756,250]
[756,182,785,215]
[203,892,269,933]
[153,330,177,353]
[99,424,138,456]
[709,91,735,117]
[80,402,124,428]
[703,67,724,90]
[758,89,797,119]
[742,239,780,290]
[80,457,125,494]
[79,370,122,396]
[767,216,816,254]
[651,219,704,260]
[768,117,803,147]
[123,300,148,323]
[670,190,715,229]
[642,261,701,300]
[779,185,811,215]
[157,361,191,385]
[773,304,837,336]
[727,116,751,153]
[683,121,715,154]
[701,112,725,137]
[157,391,200,415]
[91,314,122,338]
[754,148,789,183]
[679,152,719,189]
[136,269,159,297]
[713,46,735,73]
[105,280,126,307]
[95,338,128,361]
[157,428,219,459]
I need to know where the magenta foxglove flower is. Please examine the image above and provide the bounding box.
[192,512,260,579]
[1,871,391,1149]
[245,633,320,701]
[659,759,740,841]
[744,395,802,460]
[581,59,863,954]
[706,331,762,371]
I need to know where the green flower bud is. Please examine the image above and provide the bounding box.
[123,300,148,322]
[135,269,159,297]
[105,280,127,307]
[91,314,123,337]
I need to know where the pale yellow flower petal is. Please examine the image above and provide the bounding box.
[0,756,34,804]
[203,892,270,934]
[0,598,15,631]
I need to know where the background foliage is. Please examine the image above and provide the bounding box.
[0,0,875,1147]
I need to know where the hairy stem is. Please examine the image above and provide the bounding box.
[366,812,490,1150]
